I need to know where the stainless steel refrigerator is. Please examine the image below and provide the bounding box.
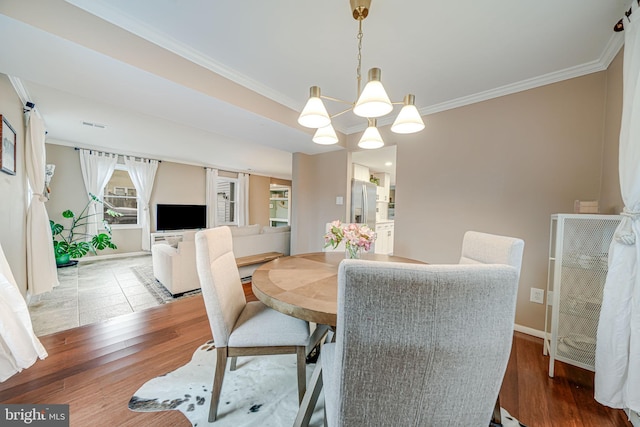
[351,179,377,228]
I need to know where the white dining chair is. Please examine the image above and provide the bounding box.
[459,230,525,424]
[459,230,524,274]
[321,259,520,426]
[195,226,311,422]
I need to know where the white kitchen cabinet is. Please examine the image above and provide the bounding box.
[373,172,390,202]
[544,213,621,377]
[374,221,394,255]
[352,163,370,182]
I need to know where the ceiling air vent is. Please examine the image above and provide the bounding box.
[82,121,107,129]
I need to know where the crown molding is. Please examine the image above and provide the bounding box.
[418,58,616,119]
[344,35,626,135]
[600,31,625,68]
[8,75,42,119]
[8,75,30,106]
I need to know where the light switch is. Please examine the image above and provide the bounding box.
[336,196,344,205]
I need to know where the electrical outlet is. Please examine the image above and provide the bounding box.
[530,288,545,304]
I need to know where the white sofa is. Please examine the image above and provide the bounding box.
[151,225,291,295]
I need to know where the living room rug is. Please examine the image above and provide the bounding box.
[129,341,526,427]
[131,264,201,304]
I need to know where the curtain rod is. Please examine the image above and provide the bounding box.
[614,0,639,32]
[74,147,161,162]
[23,101,35,113]
[203,166,250,176]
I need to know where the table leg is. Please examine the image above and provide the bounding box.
[307,324,330,354]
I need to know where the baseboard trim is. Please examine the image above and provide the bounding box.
[77,251,149,263]
[514,324,545,339]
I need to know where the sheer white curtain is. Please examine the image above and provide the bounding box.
[78,149,117,237]
[0,241,47,382]
[206,168,219,228]
[595,2,640,412]
[124,156,158,251]
[238,172,249,226]
[25,111,58,295]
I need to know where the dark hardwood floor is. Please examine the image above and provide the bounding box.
[0,285,631,426]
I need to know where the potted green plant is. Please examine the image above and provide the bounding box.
[50,193,121,266]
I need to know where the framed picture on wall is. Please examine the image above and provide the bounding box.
[0,115,17,175]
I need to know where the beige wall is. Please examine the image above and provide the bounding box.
[291,150,351,254]
[46,144,90,230]
[249,174,270,227]
[150,160,206,234]
[0,75,28,295]
[395,72,609,331]
[600,50,624,213]
[293,62,623,332]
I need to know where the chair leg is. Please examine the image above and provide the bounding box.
[491,395,502,425]
[230,356,238,371]
[296,346,307,403]
[209,347,228,422]
[323,405,328,427]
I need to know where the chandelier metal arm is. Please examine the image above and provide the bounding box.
[320,95,354,105]
[329,107,355,119]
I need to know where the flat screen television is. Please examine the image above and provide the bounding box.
[156,204,206,231]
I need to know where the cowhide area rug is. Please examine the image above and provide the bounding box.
[129,341,325,426]
[129,341,526,426]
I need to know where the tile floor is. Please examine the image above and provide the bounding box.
[28,254,161,337]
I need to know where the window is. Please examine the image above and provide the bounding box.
[103,166,139,226]
[216,177,237,226]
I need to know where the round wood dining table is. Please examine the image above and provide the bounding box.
[251,251,424,327]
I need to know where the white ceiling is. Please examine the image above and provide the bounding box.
[0,0,629,179]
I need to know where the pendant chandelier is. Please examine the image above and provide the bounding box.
[297,0,425,149]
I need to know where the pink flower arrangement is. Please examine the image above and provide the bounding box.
[324,220,376,258]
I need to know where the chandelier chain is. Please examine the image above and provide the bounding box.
[356,18,363,99]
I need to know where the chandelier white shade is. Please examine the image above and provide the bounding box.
[391,94,425,134]
[358,119,385,149]
[298,0,425,148]
[313,124,339,145]
[353,68,393,118]
[298,86,331,129]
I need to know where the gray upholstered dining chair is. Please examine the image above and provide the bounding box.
[459,230,525,424]
[321,259,520,427]
[195,226,310,422]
